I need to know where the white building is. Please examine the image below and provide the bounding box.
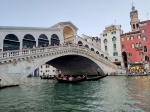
[100,25,123,66]
[39,64,56,76]
[81,34,101,50]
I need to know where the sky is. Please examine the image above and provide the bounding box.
[0,0,150,37]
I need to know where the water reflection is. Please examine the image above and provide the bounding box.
[0,76,150,112]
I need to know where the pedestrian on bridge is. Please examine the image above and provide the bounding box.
[58,70,62,77]
[97,67,100,76]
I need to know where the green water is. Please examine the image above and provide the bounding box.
[0,76,150,112]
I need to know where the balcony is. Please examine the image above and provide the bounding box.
[135,46,143,51]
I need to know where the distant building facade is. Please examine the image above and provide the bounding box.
[100,25,123,66]
[39,64,56,76]
[81,34,101,49]
[120,4,150,67]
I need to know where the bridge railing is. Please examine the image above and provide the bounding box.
[0,45,116,67]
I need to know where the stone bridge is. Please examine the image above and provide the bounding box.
[0,45,117,86]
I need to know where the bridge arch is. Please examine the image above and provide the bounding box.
[85,44,89,48]
[23,34,36,48]
[91,48,94,51]
[78,41,83,46]
[63,26,74,43]
[0,46,116,85]
[3,34,20,51]
[51,34,60,46]
[38,34,49,47]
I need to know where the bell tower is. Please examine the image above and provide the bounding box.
[130,3,140,32]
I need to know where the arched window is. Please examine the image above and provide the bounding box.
[131,43,134,48]
[101,54,104,57]
[136,43,138,48]
[105,57,108,59]
[105,46,107,50]
[38,34,49,47]
[133,24,135,29]
[136,24,139,29]
[122,44,125,49]
[91,48,94,51]
[96,51,99,54]
[145,56,149,62]
[122,52,128,68]
[23,34,36,49]
[85,45,89,48]
[113,44,116,49]
[3,34,20,51]
[51,34,60,46]
[139,42,142,47]
[143,36,147,41]
[78,41,83,46]
[112,36,116,41]
[103,39,107,43]
[144,46,147,52]
[130,36,134,40]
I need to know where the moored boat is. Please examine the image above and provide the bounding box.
[86,74,108,81]
[40,75,55,79]
[55,76,85,83]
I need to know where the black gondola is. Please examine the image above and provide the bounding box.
[40,76,55,79]
[86,74,108,81]
[55,76,85,83]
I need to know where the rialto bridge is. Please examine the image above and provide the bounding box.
[0,21,117,86]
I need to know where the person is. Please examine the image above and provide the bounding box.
[0,79,1,87]
[97,67,100,76]
[69,75,73,81]
[58,70,62,77]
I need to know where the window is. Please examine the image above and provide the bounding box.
[41,66,42,68]
[121,38,124,41]
[139,43,142,47]
[111,31,116,34]
[128,53,132,56]
[103,34,107,37]
[131,43,134,48]
[113,52,118,56]
[143,36,147,41]
[144,46,147,52]
[136,43,138,48]
[127,37,130,40]
[138,35,141,39]
[141,30,146,33]
[103,39,108,43]
[112,36,116,41]
[113,44,116,49]
[105,46,107,50]
[130,36,134,40]
[115,59,118,61]
[122,44,125,49]
[139,52,144,56]
[133,24,135,29]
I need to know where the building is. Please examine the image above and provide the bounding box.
[82,34,101,49]
[39,64,56,76]
[120,4,150,68]
[100,25,123,66]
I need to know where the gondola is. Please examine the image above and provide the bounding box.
[55,76,85,83]
[86,74,108,81]
[40,76,55,79]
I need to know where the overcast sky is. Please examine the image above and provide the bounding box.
[0,0,150,37]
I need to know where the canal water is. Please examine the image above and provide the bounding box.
[0,76,150,112]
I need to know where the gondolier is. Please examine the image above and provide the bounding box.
[58,70,62,77]
[97,67,100,76]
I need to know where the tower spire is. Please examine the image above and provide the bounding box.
[130,4,140,32]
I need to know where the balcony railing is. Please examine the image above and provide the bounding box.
[135,46,143,50]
